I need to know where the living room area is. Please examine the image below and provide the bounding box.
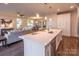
[0,3,79,56]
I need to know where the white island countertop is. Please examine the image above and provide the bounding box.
[19,29,62,46]
[19,29,62,56]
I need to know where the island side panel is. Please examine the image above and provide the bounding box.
[56,31,62,50]
[23,39,45,56]
[45,31,62,56]
[45,38,56,56]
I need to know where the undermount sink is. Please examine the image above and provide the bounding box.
[48,31,53,34]
[32,32,38,35]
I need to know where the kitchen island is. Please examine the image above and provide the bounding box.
[19,29,62,56]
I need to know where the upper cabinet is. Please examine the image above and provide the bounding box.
[57,13,71,36]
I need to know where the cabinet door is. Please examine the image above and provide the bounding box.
[51,38,56,56]
[56,31,62,50]
[57,13,70,36]
[45,43,52,56]
[45,38,56,56]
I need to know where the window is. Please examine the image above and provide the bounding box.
[27,19,34,27]
[16,18,22,29]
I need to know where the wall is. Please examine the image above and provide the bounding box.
[71,9,78,37]
[0,12,28,29]
[45,13,57,29]
[11,17,27,29]
[0,15,16,29]
[77,7,79,37]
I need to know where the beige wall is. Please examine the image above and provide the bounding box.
[0,13,28,29]
[77,7,79,37]
[13,17,28,29]
[21,18,28,28]
[0,15,16,29]
[45,13,57,29]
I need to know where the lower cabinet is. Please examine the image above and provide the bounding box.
[45,32,62,56]
[45,38,56,56]
[56,31,62,50]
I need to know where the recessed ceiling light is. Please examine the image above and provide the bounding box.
[49,6,52,9]
[57,9,60,12]
[44,16,47,20]
[36,13,39,18]
[70,6,74,8]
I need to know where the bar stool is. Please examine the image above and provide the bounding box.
[0,36,7,46]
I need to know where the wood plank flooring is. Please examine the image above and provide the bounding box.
[0,41,24,56]
[0,36,79,56]
[57,36,79,56]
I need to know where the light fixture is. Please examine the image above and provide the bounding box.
[35,21,38,24]
[36,13,39,18]
[57,9,60,12]
[30,13,43,19]
[1,24,5,28]
[9,23,13,28]
[17,12,20,17]
[44,16,47,20]
[44,3,47,5]
[49,6,52,9]
[70,6,75,8]
[17,14,20,17]
[16,12,24,18]
[49,18,52,21]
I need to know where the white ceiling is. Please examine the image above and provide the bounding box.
[0,3,78,17]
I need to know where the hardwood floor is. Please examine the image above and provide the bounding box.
[0,36,79,56]
[0,41,24,56]
[57,36,79,56]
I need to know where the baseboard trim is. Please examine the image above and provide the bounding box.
[62,35,79,39]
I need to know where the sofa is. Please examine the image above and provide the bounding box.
[5,31,23,44]
[4,27,32,44]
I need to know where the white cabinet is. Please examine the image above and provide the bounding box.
[55,31,62,50]
[57,13,71,36]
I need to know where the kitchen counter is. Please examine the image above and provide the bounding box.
[19,29,62,56]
